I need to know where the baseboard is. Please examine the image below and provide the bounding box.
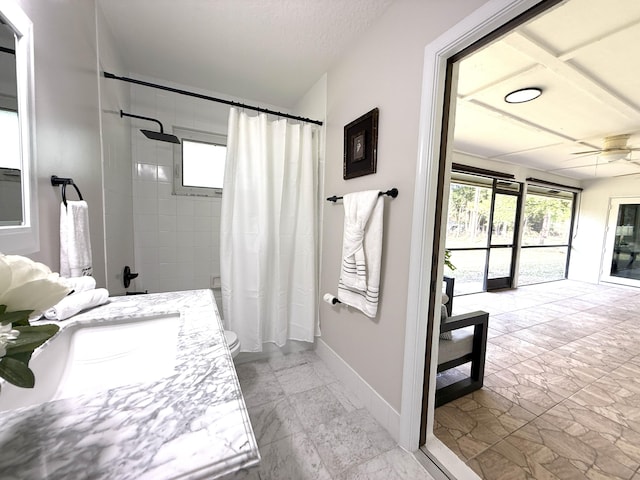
[315,338,401,442]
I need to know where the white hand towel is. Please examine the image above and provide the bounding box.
[60,200,93,278]
[44,288,109,321]
[62,276,96,294]
[338,191,384,318]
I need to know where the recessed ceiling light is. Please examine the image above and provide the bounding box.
[504,87,542,104]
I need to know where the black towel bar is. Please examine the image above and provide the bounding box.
[51,175,84,208]
[326,187,398,203]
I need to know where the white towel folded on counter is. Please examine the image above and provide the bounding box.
[62,275,96,294]
[44,288,109,321]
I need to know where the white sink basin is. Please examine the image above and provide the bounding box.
[0,312,181,412]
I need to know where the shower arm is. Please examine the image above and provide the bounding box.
[120,110,166,133]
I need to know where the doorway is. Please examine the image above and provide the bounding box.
[399,0,568,475]
[601,197,640,287]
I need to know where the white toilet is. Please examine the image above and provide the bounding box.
[224,330,240,359]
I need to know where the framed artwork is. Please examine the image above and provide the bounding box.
[343,108,378,180]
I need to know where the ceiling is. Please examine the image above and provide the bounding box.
[454,0,640,181]
[98,0,640,181]
[97,0,395,108]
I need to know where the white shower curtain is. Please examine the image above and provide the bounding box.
[220,108,319,352]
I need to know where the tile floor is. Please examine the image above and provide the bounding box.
[434,279,640,479]
[229,349,434,480]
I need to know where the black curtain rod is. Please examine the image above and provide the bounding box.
[103,72,323,126]
[0,46,15,55]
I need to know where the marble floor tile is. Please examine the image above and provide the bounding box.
[247,397,303,447]
[268,349,321,372]
[554,297,602,311]
[434,389,535,461]
[336,447,434,480]
[289,385,351,431]
[250,431,332,480]
[238,370,286,408]
[508,328,569,350]
[484,369,567,416]
[485,343,531,369]
[234,358,273,381]
[569,363,640,433]
[552,338,635,370]
[484,403,640,479]
[234,351,436,480]
[467,443,552,480]
[524,323,588,343]
[504,354,606,398]
[274,362,332,396]
[488,335,549,359]
[307,408,396,477]
[325,381,365,413]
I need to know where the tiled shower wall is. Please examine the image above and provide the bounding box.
[128,77,291,311]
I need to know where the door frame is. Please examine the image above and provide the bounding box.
[398,0,560,476]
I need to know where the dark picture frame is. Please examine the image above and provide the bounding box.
[344,108,378,180]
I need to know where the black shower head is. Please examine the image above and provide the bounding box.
[140,129,180,144]
[120,110,180,144]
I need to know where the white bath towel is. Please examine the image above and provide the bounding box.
[44,288,109,321]
[60,200,93,278]
[338,190,384,318]
[62,276,96,295]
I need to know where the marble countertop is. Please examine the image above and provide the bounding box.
[0,289,259,480]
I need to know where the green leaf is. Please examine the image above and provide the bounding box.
[5,324,59,356]
[0,356,35,388]
[0,309,33,327]
[7,351,32,365]
[0,305,5,315]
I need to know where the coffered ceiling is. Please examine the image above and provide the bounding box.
[453,0,640,180]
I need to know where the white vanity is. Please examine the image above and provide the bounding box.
[0,290,259,479]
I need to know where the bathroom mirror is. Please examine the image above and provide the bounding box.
[0,1,38,253]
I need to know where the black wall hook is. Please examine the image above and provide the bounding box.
[51,175,83,208]
[123,266,139,289]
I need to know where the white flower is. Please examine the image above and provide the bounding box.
[0,323,20,358]
[0,254,70,313]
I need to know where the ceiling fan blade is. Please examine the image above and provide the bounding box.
[571,149,601,155]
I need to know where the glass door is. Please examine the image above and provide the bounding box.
[486,182,521,291]
[602,198,640,287]
[445,174,521,294]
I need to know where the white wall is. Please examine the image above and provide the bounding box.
[320,0,490,412]
[16,0,106,286]
[97,3,134,295]
[570,174,640,283]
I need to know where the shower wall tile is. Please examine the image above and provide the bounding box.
[177,215,195,232]
[177,197,195,216]
[195,216,213,232]
[158,246,178,264]
[134,196,158,215]
[157,182,173,198]
[158,198,176,216]
[157,165,171,183]
[135,214,158,232]
[137,246,159,266]
[135,163,157,181]
[129,80,253,295]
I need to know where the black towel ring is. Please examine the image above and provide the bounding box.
[51,175,84,208]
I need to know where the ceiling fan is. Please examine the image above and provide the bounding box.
[572,134,640,162]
